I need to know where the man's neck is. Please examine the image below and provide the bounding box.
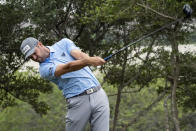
[44,46,50,58]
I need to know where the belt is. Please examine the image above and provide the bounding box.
[72,85,101,98]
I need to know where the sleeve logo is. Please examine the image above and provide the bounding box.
[49,67,53,76]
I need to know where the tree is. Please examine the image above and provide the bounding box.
[93,0,196,130]
[0,0,53,115]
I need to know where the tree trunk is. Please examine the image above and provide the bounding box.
[112,48,128,131]
[164,94,171,131]
[112,87,123,131]
[170,33,181,131]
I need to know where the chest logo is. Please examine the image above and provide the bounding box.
[61,52,66,57]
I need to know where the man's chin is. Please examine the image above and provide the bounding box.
[38,58,45,63]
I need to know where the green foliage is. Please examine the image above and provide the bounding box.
[189,31,196,43]
[80,0,136,24]
[103,80,196,131]
[0,1,55,115]
[0,69,53,115]
[0,85,66,131]
[177,52,196,111]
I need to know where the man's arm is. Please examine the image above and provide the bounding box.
[54,50,105,77]
[70,49,90,60]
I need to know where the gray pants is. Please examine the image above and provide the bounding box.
[65,88,110,131]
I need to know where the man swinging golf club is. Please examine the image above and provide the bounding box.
[20,37,110,131]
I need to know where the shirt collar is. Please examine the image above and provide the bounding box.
[46,46,55,53]
[42,46,55,62]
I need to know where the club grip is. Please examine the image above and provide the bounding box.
[104,55,113,61]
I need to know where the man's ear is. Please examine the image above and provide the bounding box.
[37,42,43,47]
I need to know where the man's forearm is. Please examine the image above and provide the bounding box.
[55,56,105,77]
[55,58,90,77]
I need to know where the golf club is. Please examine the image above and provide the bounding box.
[104,4,193,61]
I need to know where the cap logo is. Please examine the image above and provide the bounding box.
[22,45,31,54]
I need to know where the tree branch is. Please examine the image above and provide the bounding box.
[108,87,143,97]
[137,3,176,20]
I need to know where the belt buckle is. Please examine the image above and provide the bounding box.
[86,88,94,94]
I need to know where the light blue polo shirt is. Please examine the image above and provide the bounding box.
[39,38,100,98]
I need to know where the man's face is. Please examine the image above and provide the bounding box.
[29,42,46,62]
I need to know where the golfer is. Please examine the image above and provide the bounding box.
[20,37,110,131]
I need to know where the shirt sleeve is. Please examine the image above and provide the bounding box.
[63,38,80,55]
[39,62,57,80]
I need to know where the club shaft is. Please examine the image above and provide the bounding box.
[104,18,182,61]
